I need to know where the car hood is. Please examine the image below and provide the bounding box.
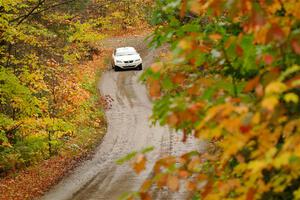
[115,54,141,61]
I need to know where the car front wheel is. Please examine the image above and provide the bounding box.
[114,65,121,71]
[137,64,143,71]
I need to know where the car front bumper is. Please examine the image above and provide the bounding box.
[115,61,142,69]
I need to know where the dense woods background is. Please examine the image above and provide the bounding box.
[3,0,300,200]
[0,0,150,175]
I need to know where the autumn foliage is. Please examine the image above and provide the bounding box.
[131,0,300,199]
[0,0,150,176]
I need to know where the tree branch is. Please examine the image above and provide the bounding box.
[11,0,76,25]
[16,0,46,25]
[24,0,77,18]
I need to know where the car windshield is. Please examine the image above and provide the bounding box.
[116,51,137,56]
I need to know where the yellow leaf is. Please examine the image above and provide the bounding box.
[251,112,261,125]
[262,96,279,111]
[247,160,267,173]
[265,147,277,160]
[178,39,192,50]
[294,188,300,200]
[187,156,202,172]
[265,81,287,95]
[284,93,299,103]
[2,142,12,148]
[273,152,291,169]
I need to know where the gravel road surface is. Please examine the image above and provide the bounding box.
[41,34,204,200]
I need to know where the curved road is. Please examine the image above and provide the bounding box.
[41,35,203,200]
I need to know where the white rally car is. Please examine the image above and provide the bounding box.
[112,47,143,71]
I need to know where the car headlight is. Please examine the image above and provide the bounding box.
[116,60,122,63]
[135,59,141,62]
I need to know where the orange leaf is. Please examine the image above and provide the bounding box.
[230,98,241,103]
[236,154,245,163]
[263,54,273,65]
[187,85,199,95]
[167,175,179,191]
[190,0,202,14]
[178,170,189,179]
[189,58,196,65]
[188,102,204,113]
[140,179,152,193]
[255,84,264,97]
[172,73,186,84]
[167,113,179,127]
[201,181,213,198]
[246,188,256,200]
[209,33,222,41]
[180,0,187,19]
[151,62,163,72]
[186,181,197,191]
[267,24,285,43]
[292,39,300,55]
[132,154,147,174]
[149,80,161,98]
[153,162,162,174]
[161,156,177,167]
[236,45,244,57]
[198,44,211,53]
[197,173,208,181]
[157,174,168,188]
[244,76,260,92]
[140,192,152,200]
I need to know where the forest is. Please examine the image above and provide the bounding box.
[2,0,300,200]
[0,0,149,176]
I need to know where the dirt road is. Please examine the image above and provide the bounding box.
[41,35,204,200]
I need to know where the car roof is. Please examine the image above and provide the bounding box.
[116,47,137,53]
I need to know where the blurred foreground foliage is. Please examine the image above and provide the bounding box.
[126,0,300,199]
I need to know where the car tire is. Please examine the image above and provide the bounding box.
[137,64,143,71]
[114,66,120,71]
